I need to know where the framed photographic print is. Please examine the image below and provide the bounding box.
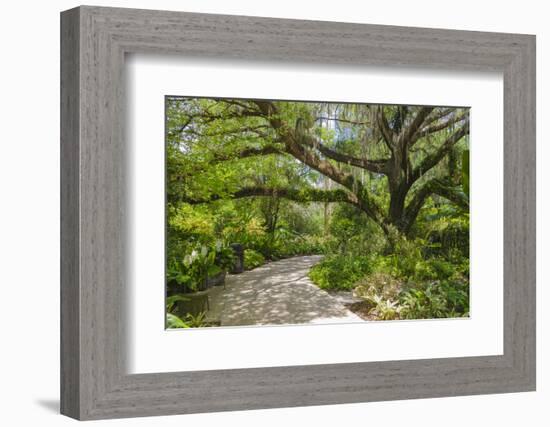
[61,5,536,420]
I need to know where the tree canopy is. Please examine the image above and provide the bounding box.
[167,98,469,238]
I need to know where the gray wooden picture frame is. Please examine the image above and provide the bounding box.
[60,5,536,421]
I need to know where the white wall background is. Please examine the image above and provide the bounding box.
[0,0,546,425]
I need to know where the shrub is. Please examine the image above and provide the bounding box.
[372,236,465,284]
[371,236,424,279]
[354,272,402,301]
[413,258,458,282]
[244,249,265,270]
[213,243,236,271]
[399,284,448,319]
[222,216,266,249]
[398,279,469,319]
[368,296,401,320]
[352,272,402,320]
[309,255,373,291]
[352,272,469,321]
[329,204,384,254]
[166,241,236,294]
[424,214,469,259]
[254,229,329,260]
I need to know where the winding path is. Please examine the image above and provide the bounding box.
[206,255,363,326]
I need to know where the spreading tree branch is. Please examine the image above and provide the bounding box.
[412,112,468,143]
[299,134,389,174]
[171,144,284,179]
[375,106,394,151]
[399,107,434,146]
[410,121,469,183]
[183,186,360,207]
[422,108,455,127]
[253,101,387,224]
[403,178,469,232]
[315,116,369,126]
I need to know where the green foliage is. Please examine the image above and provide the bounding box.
[372,236,425,279]
[255,230,328,260]
[166,312,209,329]
[166,313,189,329]
[244,249,265,270]
[368,296,402,320]
[462,149,470,196]
[354,272,402,300]
[328,204,385,254]
[215,244,236,271]
[399,280,469,319]
[222,215,267,248]
[352,272,469,320]
[309,255,373,291]
[167,241,235,294]
[353,273,402,320]
[424,214,469,259]
[169,203,215,242]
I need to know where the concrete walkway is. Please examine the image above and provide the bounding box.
[206,255,364,326]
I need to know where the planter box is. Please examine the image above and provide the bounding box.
[207,270,226,287]
[175,290,210,317]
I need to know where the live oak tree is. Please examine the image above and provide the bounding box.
[167,98,469,239]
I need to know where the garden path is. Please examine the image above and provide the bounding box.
[206,255,364,326]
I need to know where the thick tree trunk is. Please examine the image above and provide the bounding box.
[388,187,408,233]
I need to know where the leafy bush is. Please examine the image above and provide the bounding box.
[222,216,267,249]
[370,235,465,283]
[244,249,265,270]
[399,283,449,319]
[352,276,469,320]
[353,273,403,320]
[250,226,329,260]
[262,234,328,260]
[169,203,215,242]
[425,216,469,259]
[350,262,469,320]
[309,255,373,291]
[417,204,469,259]
[213,243,236,271]
[400,279,469,318]
[207,264,223,277]
[398,279,470,319]
[371,236,424,279]
[439,279,470,314]
[412,258,459,282]
[368,296,401,320]
[167,241,236,294]
[354,272,402,300]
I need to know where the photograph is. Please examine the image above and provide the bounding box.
[165,97,470,328]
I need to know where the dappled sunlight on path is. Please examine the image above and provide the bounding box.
[206,255,364,326]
